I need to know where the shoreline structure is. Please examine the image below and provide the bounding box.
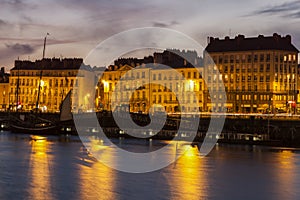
[1,111,300,147]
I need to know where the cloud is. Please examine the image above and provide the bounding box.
[5,43,35,54]
[4,0,25,7]
[153,21,179,28]
[250,0,300,17]
[284,11,300,18]
[153,22,169,28]
[0,19,8,27]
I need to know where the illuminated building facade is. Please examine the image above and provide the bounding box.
[96,50,204,114]
[9,58,94,112]
[204,33,299,113]
[98,64,204,114]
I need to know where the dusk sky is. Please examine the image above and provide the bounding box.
[1,0,300,69]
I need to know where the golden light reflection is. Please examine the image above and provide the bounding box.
[28,136,53,199]
[273,149,296,200]
[79,137,116,200]
[167,143,208,200]
[278,150,293,168]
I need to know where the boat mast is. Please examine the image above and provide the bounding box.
[35,33,49,111]
[15,61,20,111]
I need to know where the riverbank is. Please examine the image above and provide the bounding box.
[1,111,300,147]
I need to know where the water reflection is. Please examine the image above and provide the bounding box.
[1,133,300,199]
[78,137,117,200]
[28,136,53,200]
[272,150,300,200]
[166,144,208,200]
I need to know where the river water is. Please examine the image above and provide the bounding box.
[0,131,300,200]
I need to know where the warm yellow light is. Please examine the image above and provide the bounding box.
[183,145,197,157]
[189,80,194,91]
[102,81,109,92]
[40,80,45,87]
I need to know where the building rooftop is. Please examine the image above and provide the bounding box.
[205,33,299,53]
[11,58,86,71]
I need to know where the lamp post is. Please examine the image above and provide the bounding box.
[102,80,109,111]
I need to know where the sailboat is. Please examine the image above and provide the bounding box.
[9,90,73,135]
[9,112,58,134]
[9,33,72,135]
[58,90,77,135]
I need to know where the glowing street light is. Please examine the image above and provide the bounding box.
[102,80,110,110]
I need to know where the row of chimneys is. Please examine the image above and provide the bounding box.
[209,33,292,44]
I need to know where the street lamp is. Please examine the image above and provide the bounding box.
[102,80,109,110]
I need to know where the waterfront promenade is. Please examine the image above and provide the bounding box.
[1,111,300,147]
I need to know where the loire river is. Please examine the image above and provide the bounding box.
[0,131,300,200]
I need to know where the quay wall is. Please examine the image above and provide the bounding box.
[1,112,300,146]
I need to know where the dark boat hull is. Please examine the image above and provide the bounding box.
[10,124,59,135]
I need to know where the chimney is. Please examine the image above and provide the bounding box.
[258,34,264,39]
[273,33,281,41]
[209,37,215,44]
[286,35,291,43]
[225,36,230,40]
[1,67,4,74]
[238,34,245,39]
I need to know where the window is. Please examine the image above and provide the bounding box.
[254,55,258,62]
[219,57,223,63]
[230,55,234,63]
[260,54,264,62]
[247,65,251,73]
[247,55,252,63]
[194,72,197,79]
[260,76,264,82]
[187,72,191,78]
[236,74,240,82]
[236,55,240,63]
[266,64,270,72]
[253,65,257,72]
[275,54,279,62]
[280,55,284,62]
[266,54,270,62]
[224,66,228,73]
[224,55,228,63]
[260,64,264,72]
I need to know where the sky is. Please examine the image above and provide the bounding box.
[1,0,300,69]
